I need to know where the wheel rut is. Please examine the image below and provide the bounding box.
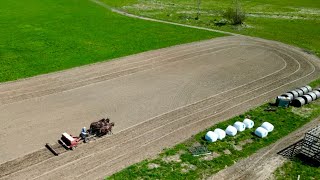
[0,36,319,180]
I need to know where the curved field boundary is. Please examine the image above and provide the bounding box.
[90,0,238,36]
[1,1,320,179]
[0,37,250,105]
[1,36,319,180]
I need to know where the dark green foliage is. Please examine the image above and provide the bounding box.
[223,0,246,25]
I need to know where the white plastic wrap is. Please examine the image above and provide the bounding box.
[233,121,245,132]
[214,128,226,140]
[255,127,268,138]
[261,122,274,132]
[225,125,237,136]
[243,118,254,129]
[205,131,218,142]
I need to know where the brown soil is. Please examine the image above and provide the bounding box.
[201,152,221,161]
[147,163,160,169]
[0,36,320,180]
[239,139,254,146]
[162,154,182,163]
[181,162,197,173]
[224,149,232,155]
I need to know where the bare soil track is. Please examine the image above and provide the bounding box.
[0,36,320,180]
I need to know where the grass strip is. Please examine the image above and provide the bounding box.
[273,81,320,180]
[107,81,320,179]
[0,0,223,83]
[274,157,320,179]
[102,0,320,56]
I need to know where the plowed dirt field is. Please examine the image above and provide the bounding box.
[1,36,320,179]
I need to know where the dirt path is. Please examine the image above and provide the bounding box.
[0,35,319,180]
[89,0,238,36]
[209,117,320,180]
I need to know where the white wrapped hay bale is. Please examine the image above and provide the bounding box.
[205,131,218,142]
[255,127,268,138]
[214,128,226,140]
[261,122,274,132]
[243,118,254,129]
[233,121,245,132]
[225,125,237,136]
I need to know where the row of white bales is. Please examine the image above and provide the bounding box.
[205,119,274,142]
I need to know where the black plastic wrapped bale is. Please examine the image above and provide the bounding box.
[306,92,317,100]
[281,93,294,101]
[287,90,299,99]
[276,96,291,107]
[291,97,306,107]
[294,89,304,96]
[313,90,320,99]
[302,94,313,104]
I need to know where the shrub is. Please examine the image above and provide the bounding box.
[223,0,246,25]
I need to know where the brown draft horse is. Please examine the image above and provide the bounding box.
[89,118,114,136]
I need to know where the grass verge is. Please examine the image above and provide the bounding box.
[107,81,320,179]
[102,0,320,56]
[274,157,320,180]
[0,0,223,82]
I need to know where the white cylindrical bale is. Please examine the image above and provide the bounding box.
[287,90,299,99]
[304,85,312,92]
[225,125,237,136]
[299,86,309,94]
[214,128,226,140]
[255,127,268,138]
[205,131,218,142]
[233,121,246,132]
[306,92,317,100]
[302,94,313,103]
[294,89,304,96]
[312,90,320,99]
[261,122,274,132]
[243,118,254,129]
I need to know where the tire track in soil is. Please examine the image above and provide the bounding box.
[0,36,319,180]
[0,38,239,104]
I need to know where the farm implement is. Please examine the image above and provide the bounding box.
[45,118,115,156]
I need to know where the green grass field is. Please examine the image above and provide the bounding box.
[103,0,320,56]
[0,0,223,82]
